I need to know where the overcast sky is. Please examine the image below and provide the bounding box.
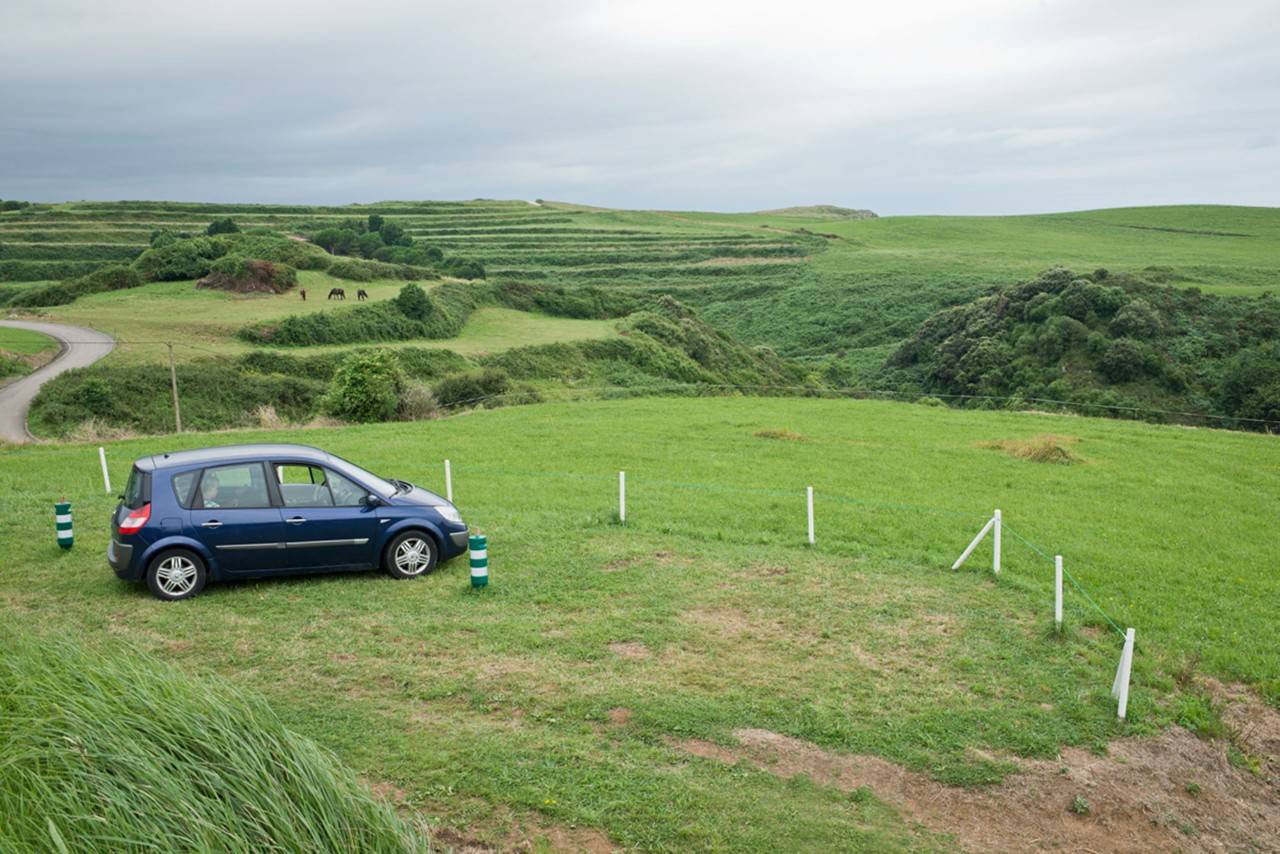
[2,0,1277,214]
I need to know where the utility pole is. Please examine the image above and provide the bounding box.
[168,343,182,433]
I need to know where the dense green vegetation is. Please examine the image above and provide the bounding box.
[29,292,802,435]
[1,397,1275,849]
[4,200,1278,433]
[0,625,428,852]
[878,267,1280,429]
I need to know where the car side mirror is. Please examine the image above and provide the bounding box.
[363,493,383,507]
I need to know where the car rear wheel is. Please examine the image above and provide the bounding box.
[385,531,438,579]
[146,549,207,601]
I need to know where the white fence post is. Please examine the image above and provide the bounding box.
[1054,555,1063,631]
[1112,628,1136,719]
[619,470,626,523]
[444,459,453,503]
[951,515,995,570]
[98,447,111,495]
[806,486,814,545]
[993,509,1002,574]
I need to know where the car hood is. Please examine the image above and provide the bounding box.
[394,485,451,507]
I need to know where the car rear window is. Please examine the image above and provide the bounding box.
[122,466,150,509]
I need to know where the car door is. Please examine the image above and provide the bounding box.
[273,462,379,570]
[187,462,287,574]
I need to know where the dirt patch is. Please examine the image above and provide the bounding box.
[608,641,650,660]
[606,707,633,726]
[753,427,805,441]
[1205,678,1280,768]
[433,819,616,853]
[978,434,1083,465]
[672,727,1280,852]
[602,550,694,573]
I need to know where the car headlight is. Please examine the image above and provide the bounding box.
[435,504,463,525]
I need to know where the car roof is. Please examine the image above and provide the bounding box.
[135,444,336,472]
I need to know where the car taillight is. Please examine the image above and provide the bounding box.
[119,502,151,535]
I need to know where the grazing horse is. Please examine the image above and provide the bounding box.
[328,288,345,300]
[357,289,369,301]
[299,289,307,301]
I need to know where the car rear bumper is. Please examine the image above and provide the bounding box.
[107,536,139,580]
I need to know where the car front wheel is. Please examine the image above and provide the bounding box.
[384,531,438,579]
[146,549,207,601]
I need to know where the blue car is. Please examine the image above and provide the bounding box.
[108,444,468,600]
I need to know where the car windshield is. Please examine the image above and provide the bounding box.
[325,454,399,498]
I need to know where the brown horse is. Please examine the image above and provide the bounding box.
[299,289,307,301]
[357,289,369,301]
[328,288,345,300]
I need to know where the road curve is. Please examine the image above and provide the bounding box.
[0,319,115,444]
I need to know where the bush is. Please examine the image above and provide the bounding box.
[205,217,241,236]
[394,282,432,320]
[197,256,297,293]
[440,256,486,279]
[312,228,359,256]
[133,236,230,281]
[1098,338,1147,382]
[224,234,333,270]
[5,265,144,307]
[325,258,376,281]
[29,360,324,436]
[398,383,439,420]
[0,625,428,852]
[356,231,384,259]
[322,350,406,422]
[149,229,177,248]
[433,367,511,409]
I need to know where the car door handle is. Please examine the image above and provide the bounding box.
[201,520,223,529]
[285,516,306,524]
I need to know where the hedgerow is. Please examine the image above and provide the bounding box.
[4,265,144,307]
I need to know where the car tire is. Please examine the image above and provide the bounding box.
[145,549,207,601]
[384,531,438,579]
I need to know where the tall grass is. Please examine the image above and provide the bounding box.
[0,625,430,853]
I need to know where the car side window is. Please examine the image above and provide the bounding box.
[195,463,270,509]
[172,470,199,508]
[276,464,335,507]
[325,468,366,506]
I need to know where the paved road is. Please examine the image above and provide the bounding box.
[0,320,115,443]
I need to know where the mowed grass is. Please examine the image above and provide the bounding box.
[0,325,58,355]
[2,397,1275,850]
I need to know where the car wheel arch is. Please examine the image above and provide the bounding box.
[381,523,443,563]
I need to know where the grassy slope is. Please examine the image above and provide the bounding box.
[0,326,58,355]
[1,397,1275,849]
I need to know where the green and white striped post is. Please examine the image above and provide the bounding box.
[469,534,488,588]
[55,500,73,549]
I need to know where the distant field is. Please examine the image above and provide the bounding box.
[1,397,1275,849]
[6,201,1276,379]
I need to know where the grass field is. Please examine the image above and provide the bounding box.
[3,397,1276,849]
[0,325,58,355]
[6,201,1277,381]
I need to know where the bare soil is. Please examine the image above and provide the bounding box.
[673,714,1280,853]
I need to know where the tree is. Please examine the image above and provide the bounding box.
[356,231,384,259]
[312,227,359,256]
[394,282,433,321]
[367,214,384,232]
[378,222,406,246]
[205,217,240,236]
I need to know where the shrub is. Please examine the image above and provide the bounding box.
[197,256,297,293]
[225,234,333,270]
[5,265,144,307]
[367,214,384,232]
[378,222,408,246]
[433,367,511,409]
[357,231,384,258]
[322,350,406,422]
[394,282,432,320]
[1098,338,1148,382]
[133,236,230,281]
[398,383,439,420]
[0,625,428,852]
[149,229,177,248]
[205,217,240,236]
[440,256,486,279]
[326,259,376,281]
[1110,298,1162,338]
